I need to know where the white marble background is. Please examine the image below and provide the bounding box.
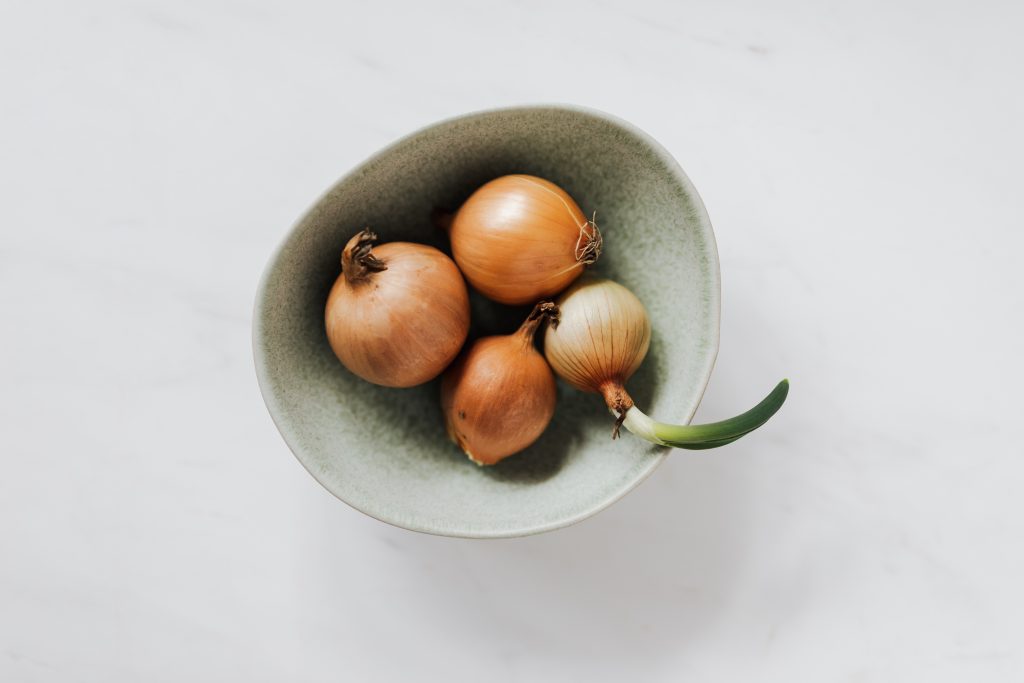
[2,0,1023,680]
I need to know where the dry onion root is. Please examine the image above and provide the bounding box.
[440,302,559,465]
[445,174,602,305]
[324,229,470,388]
[544,278,788,449]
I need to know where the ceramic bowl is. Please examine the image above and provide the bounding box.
[253,105,720,538]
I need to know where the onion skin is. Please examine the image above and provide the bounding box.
[325,230,470,388]
[440,303,558,465]
[448,175,601,305]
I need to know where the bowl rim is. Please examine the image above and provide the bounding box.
[252,103,721,539]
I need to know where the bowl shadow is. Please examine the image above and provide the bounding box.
[305,437,758,672]
[302,288,801,673]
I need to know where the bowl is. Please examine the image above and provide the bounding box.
[253,105,720,538]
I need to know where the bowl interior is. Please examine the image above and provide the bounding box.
[254,106,719,538]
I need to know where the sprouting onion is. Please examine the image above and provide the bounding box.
[543,277,788,449]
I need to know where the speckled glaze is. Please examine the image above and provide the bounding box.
[253,105,721,538]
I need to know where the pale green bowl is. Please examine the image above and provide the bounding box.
[253,105,720,538]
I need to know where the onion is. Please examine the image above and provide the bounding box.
[446,174,602,305]
[544,278,788,449]
[440,302,559,465]
[325,229,470,388]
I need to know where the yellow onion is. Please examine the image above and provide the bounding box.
[544,278,788,449]
[441,302,559,465]
[325,229,469,387]
[446,174,602,305]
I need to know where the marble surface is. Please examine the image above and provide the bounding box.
[2,0,1022,680]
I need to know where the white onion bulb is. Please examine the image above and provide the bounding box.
[545,278,788,449]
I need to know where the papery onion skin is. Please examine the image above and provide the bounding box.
[543,277,651,403]
[325,230,470,388]
[440,303,558,465]
[448,175,601,305]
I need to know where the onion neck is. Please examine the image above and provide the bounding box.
[602,379,790,450]
[516,301,559,349]
[599,381,634,438]
[341,229,387,284]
